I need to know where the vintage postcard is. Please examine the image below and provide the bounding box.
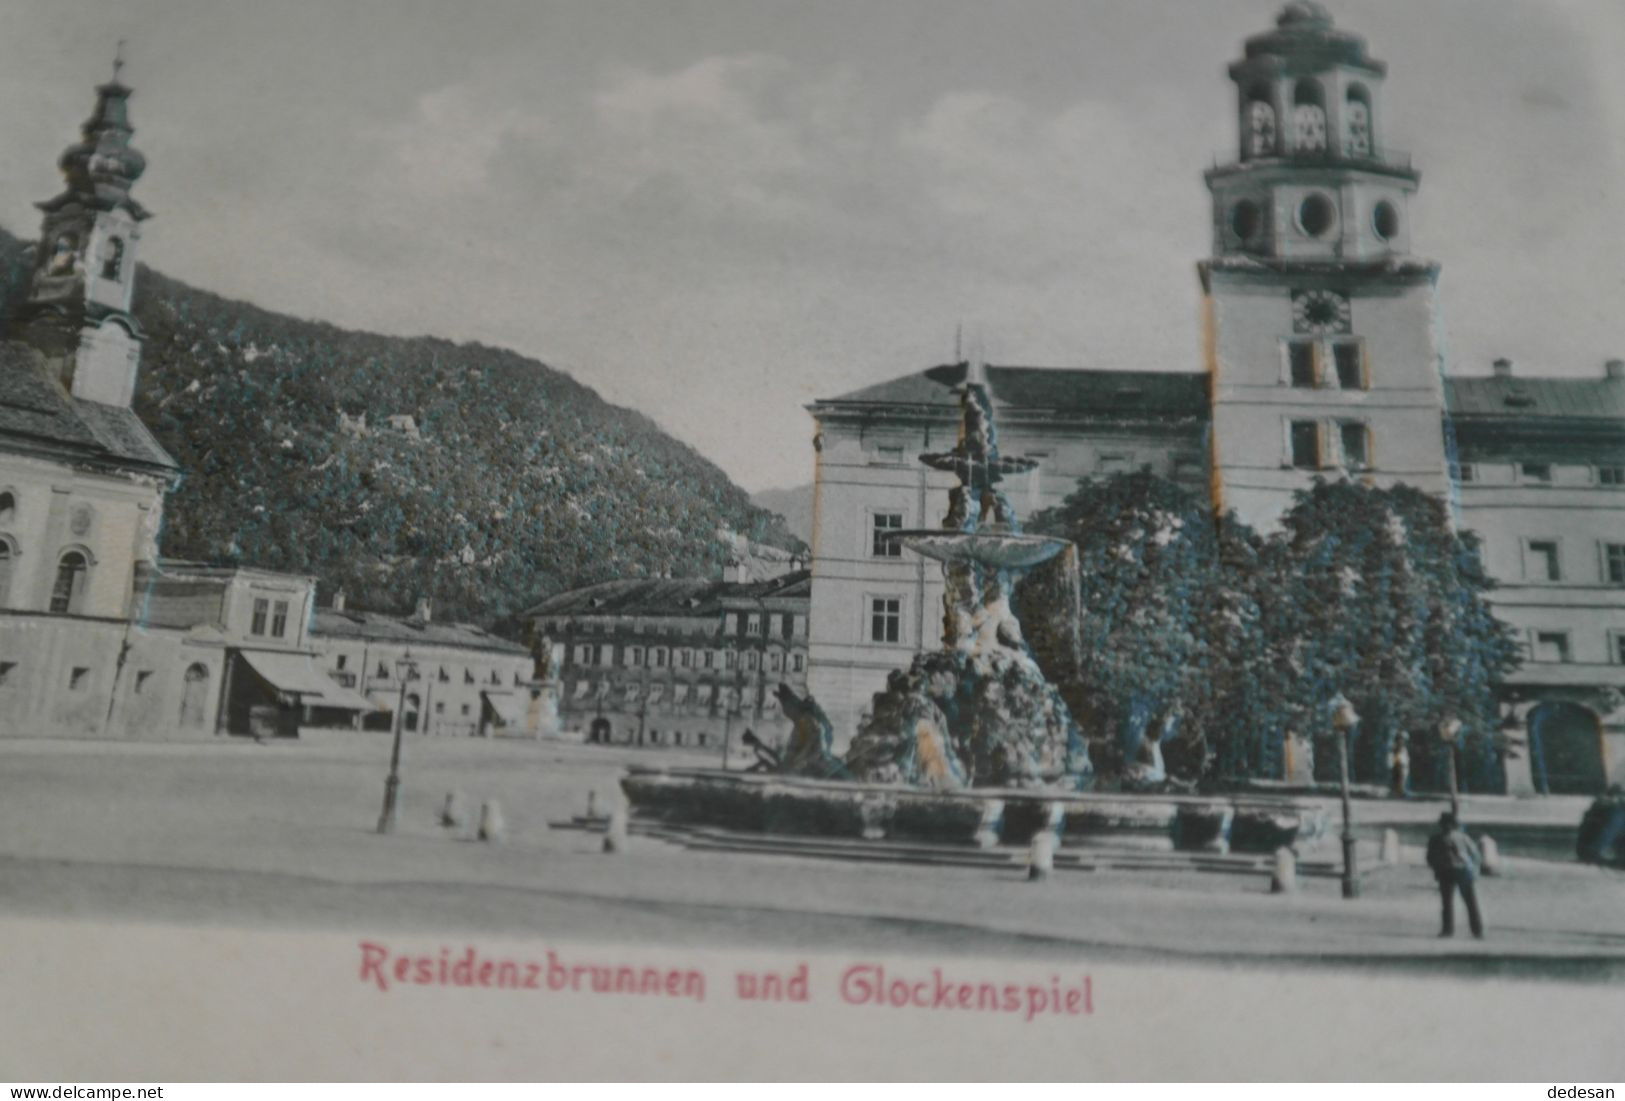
[1,0,1623,1083]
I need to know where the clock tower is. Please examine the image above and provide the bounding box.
[19,54,150,409]
[1200,2,1451,531]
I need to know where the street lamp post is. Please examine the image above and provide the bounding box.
[1330,693,1360,899]
[376,650,418,835]
[1438,714,1463,820]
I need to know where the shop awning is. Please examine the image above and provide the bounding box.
[483,690,525,725]
[239,650,379,711]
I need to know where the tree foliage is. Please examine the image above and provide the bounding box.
[1018,471,1520,788]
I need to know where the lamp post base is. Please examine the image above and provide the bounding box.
[1341,832,1359,898]
[377,775,401,835]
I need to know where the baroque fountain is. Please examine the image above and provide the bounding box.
[620,362,1326,856]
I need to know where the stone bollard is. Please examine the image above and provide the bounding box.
[1270,847,1297,894]
[1380,828,1401,864]
[1479,834,1503,877]
[603,808,629,854]
[974,800,1005,850]
[439,791,467,830]
[477,800,505,842]
[1027,831,1057,882]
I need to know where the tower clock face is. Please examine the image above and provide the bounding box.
[1291,289,1351,335]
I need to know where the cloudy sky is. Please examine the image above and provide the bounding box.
[2,0,1622,491]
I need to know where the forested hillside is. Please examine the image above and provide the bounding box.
[0,227,802,625]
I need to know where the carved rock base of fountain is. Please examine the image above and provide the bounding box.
[844,647,1092,791]
[619,767,1330,855]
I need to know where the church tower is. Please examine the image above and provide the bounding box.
[19,54,150,408]
[1200,2,1451,531]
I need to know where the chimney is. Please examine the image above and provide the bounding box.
[1606,359,1625,381]
[331,589,346,612]
[414,597,432,623]
[1492,357,1514,378]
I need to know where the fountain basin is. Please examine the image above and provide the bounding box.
[620,767,1329,854]
[892,530,1071,570]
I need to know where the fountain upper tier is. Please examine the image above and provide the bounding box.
[893,529,1071,571]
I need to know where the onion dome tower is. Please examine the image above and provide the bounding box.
[21,47,152,408]
[1200,3,1451,531]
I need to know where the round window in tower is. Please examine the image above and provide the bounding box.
[1296,192,1336,238]
[1372,200,1400,241]
[1230,200,1261,242]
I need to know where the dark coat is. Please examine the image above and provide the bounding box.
[1426,827,1482,882]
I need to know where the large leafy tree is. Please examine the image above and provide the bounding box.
[1018,471,1229,776]
[1270,480,1521,789]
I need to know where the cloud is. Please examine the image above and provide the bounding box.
[383,82,548,199]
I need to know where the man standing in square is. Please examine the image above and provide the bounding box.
[1426,812,1486,938]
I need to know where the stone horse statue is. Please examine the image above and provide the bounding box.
[771,683,848,780]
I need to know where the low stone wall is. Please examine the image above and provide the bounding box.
[620,767,1329,854]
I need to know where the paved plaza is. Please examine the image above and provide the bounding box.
[0,735,1621,978]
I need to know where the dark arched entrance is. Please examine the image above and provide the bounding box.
[589,717,612,744]
[1529,702,1607,795]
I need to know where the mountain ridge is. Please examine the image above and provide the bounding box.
[0,226,804,627]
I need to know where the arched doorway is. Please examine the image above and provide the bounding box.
[1528,702,1607,795]
[589,717,611,744]
[179,663,210,729]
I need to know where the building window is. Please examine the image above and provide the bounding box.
[653,648,666,668]
[100,237,125,281]
[1605,543,1625,586]
[68,666,90,691]
[745,616,761,637]
[629,647,643,667]
[1339,423,1370,470]
[871,512,903,557]
[50,551,89,615]
[1532,631,1571,663]
[1332,342,1365,389]
[0,491,14,524]
[1612,633,1625,666]
[575,645,591,666]
[376,661,390,679]
[134,670,152,694]
[746,652,758,671]
[679,649,691,668]
[1457,463,1477,484]
[869,597,902,644]
[336,655,348,671]
[1526,540,1561,582]
[1288,341,1317,387]
[461,703,471,716]
[792,654,804,673]
[725,651,737,670]
[781,614,795,639]
[248,597,269,635]
[0,661,15,687]
[1289,421,1321,469]
[1520,462,1553,484]
[465,668,476,683]
[270,600,289,638]
[0,540,12,609]
[1598,466,1624,487]
[438,666,450,683]
[435,702,445,715]
[703,651,714,669]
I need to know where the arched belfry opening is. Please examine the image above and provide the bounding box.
[1291,79,1327,152]
[1246,86,1277,158]
[1344,84,1373,157]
